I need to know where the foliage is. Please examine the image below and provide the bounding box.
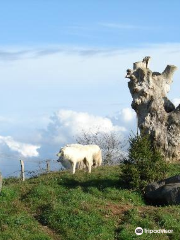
[76,129,125,165]
[1,164,180,239]
[121,132,168,192]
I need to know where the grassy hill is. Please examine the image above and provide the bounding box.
[1,164,180,240]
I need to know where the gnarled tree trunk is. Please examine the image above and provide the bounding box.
[126,57,180,161]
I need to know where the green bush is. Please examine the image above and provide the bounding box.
[121,133,168,192]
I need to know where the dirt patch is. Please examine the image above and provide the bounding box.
[105,203,132,216]
[104,202,157,218]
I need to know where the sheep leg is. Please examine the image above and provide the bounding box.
[88,164,92,173]
[86,158,92,173]
[72,162,76,174]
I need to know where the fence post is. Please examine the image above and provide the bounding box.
[46,160,50,173]
[20,160,25,181]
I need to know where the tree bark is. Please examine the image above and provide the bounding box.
[126,57,179,162]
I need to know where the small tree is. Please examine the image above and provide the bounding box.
[76,129,125,165]
[121,133,168,192]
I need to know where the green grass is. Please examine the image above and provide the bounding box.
[0,164,180,239]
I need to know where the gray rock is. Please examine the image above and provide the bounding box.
[145,175,180,205]
[126,57,179,161]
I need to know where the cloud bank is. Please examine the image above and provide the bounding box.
[0,108,137,162]
[0,108,133,176]
[1,43,180,175]
[0,136,40,158]
[38,109,127,158]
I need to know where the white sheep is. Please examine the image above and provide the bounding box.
[57,144,102,174]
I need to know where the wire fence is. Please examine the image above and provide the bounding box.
[1,158,61,180]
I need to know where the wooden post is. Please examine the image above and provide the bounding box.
[20,160,25,181]
[46,160,50,173]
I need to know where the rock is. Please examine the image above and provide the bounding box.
[145,175,180,205]
[126,57,179,161]
[0,173,2,193]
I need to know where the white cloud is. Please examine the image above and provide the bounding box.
[56,109,126,135]
[0,136,40,157]
[121,108,136,122]
[106,108,137,142]
[1,43,180,160]
[38,109,126,158]
[1,44,180,176]
[108,108,136,132]
[172,98,180,107]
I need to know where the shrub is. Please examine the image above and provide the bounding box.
[121,133,168,192]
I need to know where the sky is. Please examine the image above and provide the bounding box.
[1,0,180,176]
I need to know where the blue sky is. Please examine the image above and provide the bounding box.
[0,1,180,46]
[1,1,180,176]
